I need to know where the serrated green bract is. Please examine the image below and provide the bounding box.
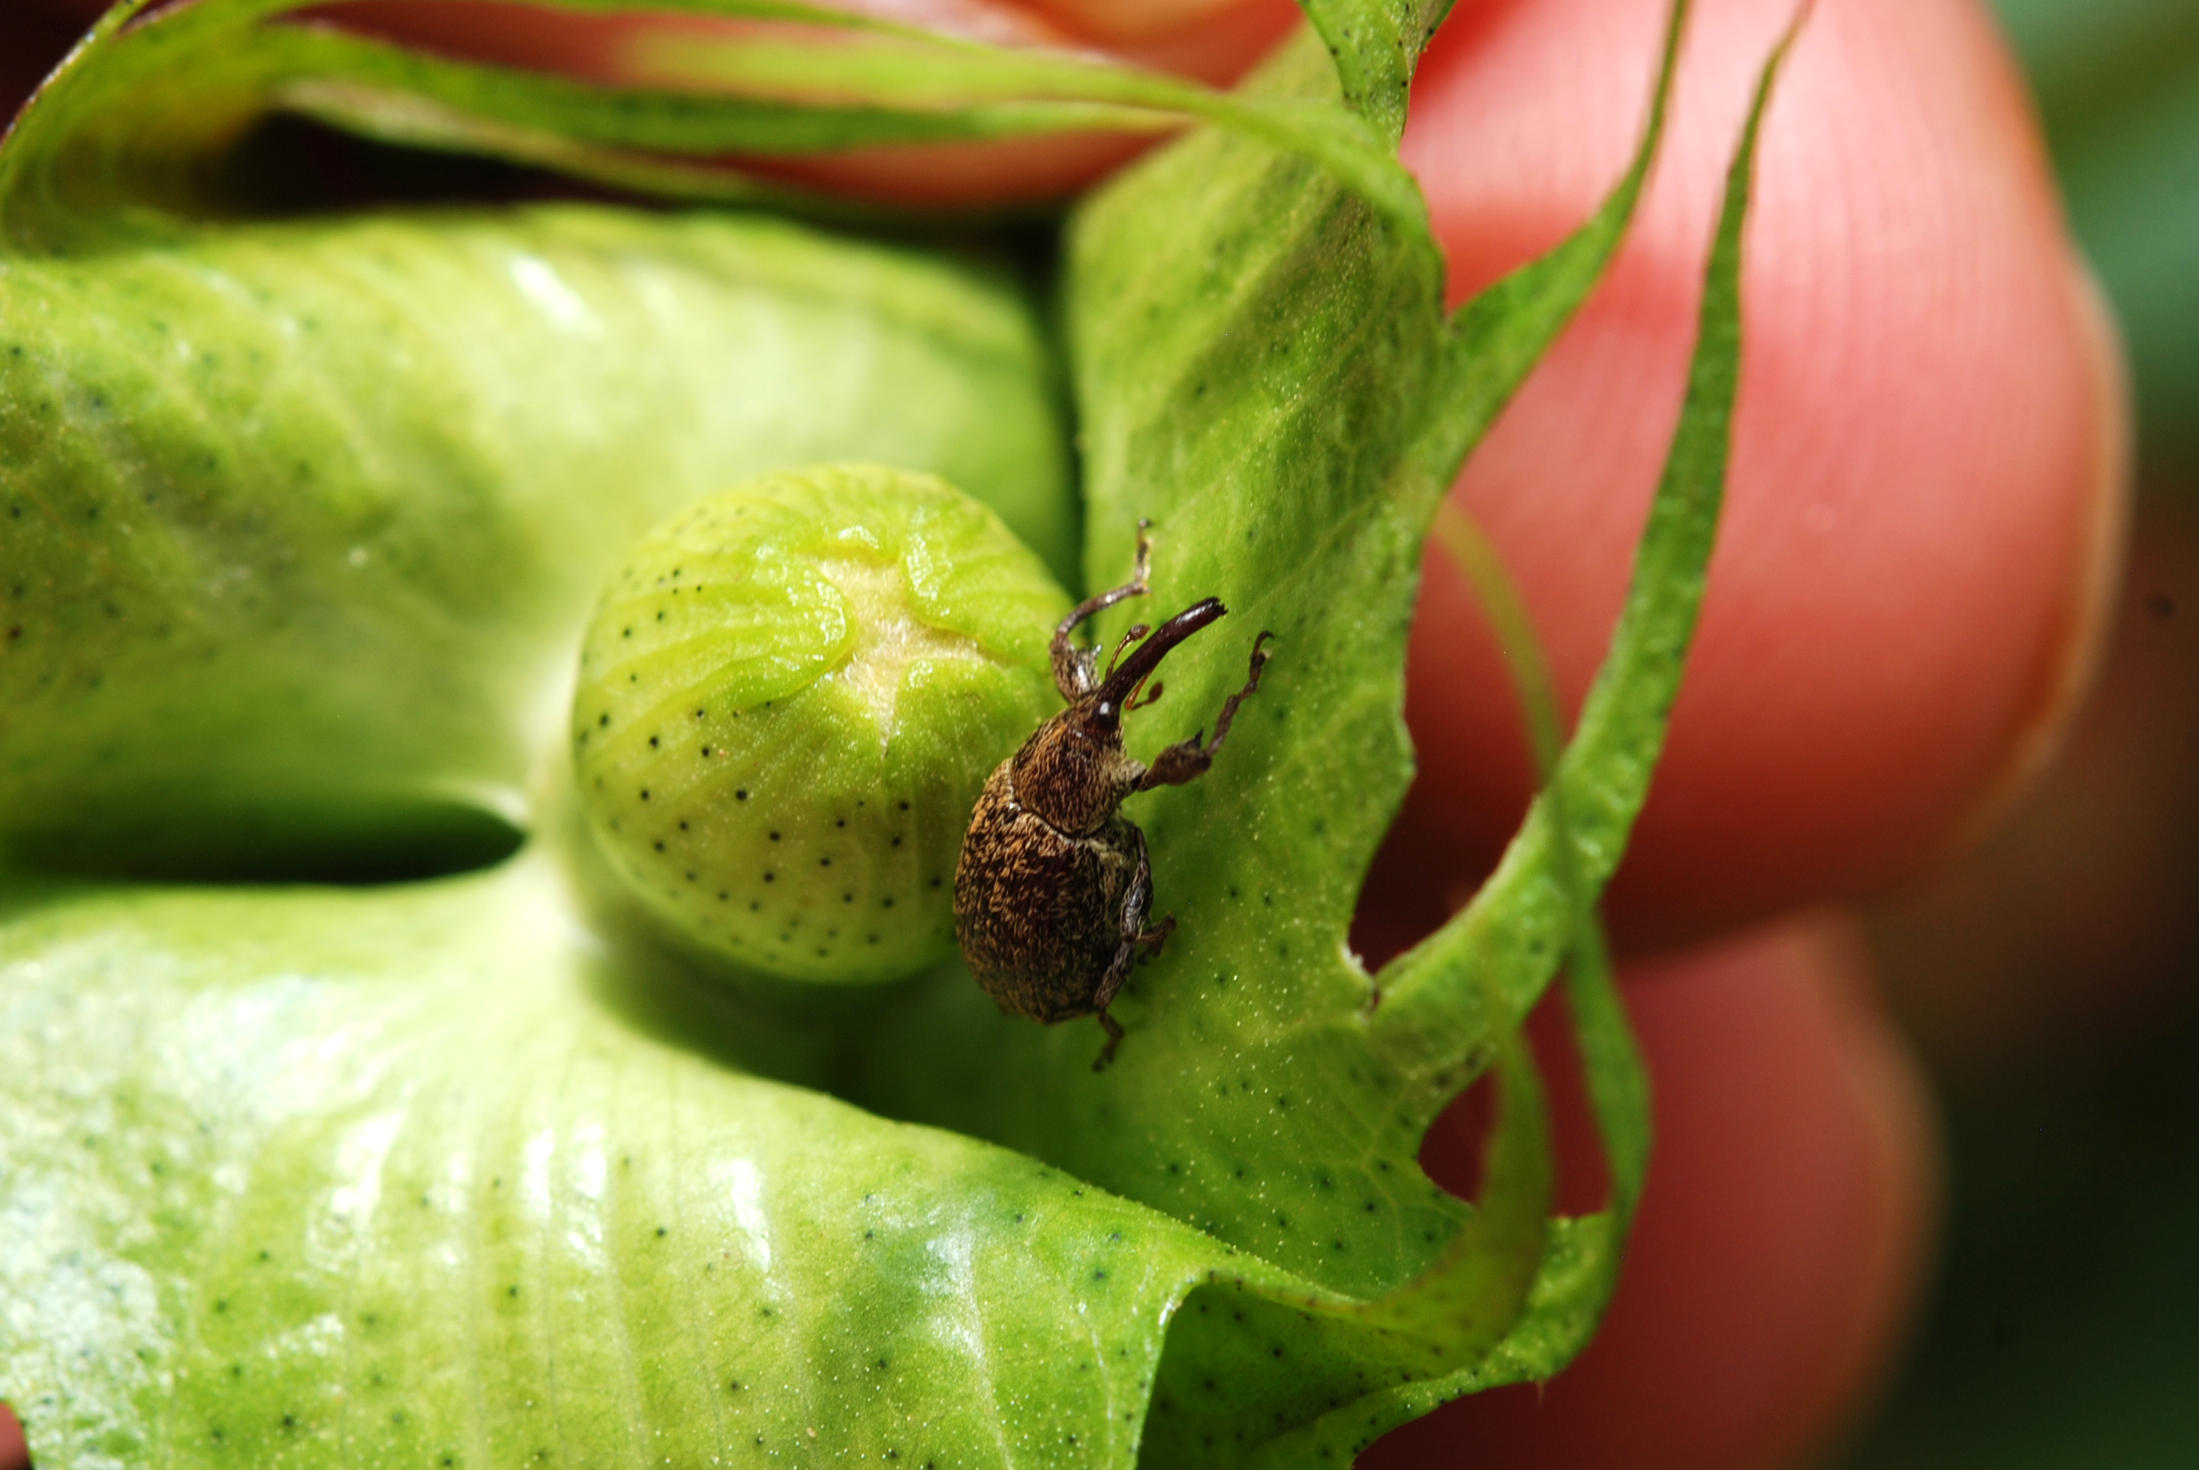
[0,862,1307,1467]
[1292,0,1457,144]
[0,1,1796,1464]
[573,465,1064,984]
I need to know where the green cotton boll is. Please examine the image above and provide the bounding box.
[573,464,1065,984]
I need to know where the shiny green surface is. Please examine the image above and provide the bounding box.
[0,206,1075,877]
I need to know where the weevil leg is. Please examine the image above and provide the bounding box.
[1095,832,1154,1013]
[1092,827,1168,1071]
[1135,914,1177,963]
[1092,1010,1127,1071]
[1091,920,1171,1071]
[1052,520,1155,700]
[1141,737,1209,789]
[1140,630,1274,790]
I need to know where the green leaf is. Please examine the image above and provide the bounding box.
[1352,5,1797,1390]
[830,8,1790,1444]
[1,1,1798,1463]
[1293,0,1456,144]
[1377,8,1804,1058]
[0,205,1075,875]
[0,862,1301,1466]
[1406,0,1686,488]
[845,30,1465,1296]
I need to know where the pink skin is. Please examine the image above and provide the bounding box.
[0,2,2123,1467]
[1378,918,1940,1470]
[1391,0,2129,953]
[288,0,1304,204]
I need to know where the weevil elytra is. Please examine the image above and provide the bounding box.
[952,523,1271,1070]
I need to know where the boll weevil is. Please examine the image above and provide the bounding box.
[953,523,1271,1069]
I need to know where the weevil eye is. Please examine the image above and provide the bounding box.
[571,464,1063,984]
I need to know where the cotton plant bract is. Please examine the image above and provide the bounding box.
[0,1,1793,1464]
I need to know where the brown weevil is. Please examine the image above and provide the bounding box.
[953,522,1271,1070]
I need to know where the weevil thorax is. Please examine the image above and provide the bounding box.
[1009,701,1136,837]
[1008,595,1226,837]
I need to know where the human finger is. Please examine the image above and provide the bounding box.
[1393,0,2130,952]
[1369,916,1940,1468]
[286,0,1297,203]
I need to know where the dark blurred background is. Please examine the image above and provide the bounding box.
[1844,0,2199,1463]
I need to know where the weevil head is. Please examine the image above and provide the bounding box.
[1010,597,1226,835]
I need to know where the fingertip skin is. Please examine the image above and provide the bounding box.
[1398,0,2132,950]
[1014,0,1302,76]
[1371,918,1941,1470]
[292,0,1300,204]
